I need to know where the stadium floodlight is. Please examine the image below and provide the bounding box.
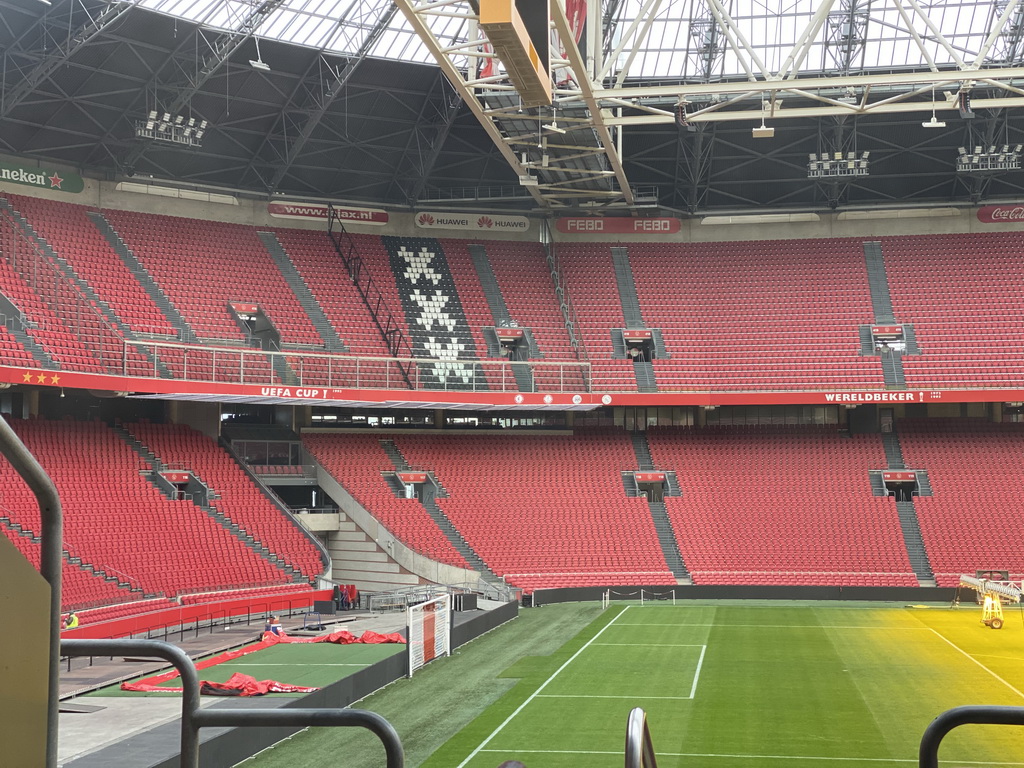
[249,37,271,71]
[958,575,1022,629]
[957,143,1022,174]
[808,149,870,178]
[923,86,945,127]
[135,111,207,147]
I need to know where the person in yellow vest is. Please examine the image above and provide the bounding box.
[63,612,79,629]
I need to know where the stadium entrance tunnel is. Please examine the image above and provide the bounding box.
[886,479,917,501]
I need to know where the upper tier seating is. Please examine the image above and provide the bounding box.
[0,418,292,601]
[646,425,917,586]
[393,429,675,590]
[557,245,638,391]
[479,240,584,391]
[628,239,883,390]
[883,232,1024,388]
[271,228,409,389]
[102,210,320,345]
[6,194,176,336]
[125,422,325,581]
[895,418,1024,586]
[303,432,470,569]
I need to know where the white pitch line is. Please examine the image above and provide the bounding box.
[454,606,631,768]
[477,749,1024,765]
[592,642,705,647]
[689,644,707,699]
[928,628,1024,700]
[536,694,693,700]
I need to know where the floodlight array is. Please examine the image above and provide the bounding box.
[808,151,869,178]
[134,111,207,147]
[956,144,1022,173]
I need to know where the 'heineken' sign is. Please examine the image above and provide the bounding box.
[0,161,83,193]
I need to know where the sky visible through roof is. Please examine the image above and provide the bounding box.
[130,0,1004,79]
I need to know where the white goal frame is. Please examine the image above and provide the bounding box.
[407,594,451,676]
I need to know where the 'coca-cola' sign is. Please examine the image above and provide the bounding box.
[977,204,1024,223]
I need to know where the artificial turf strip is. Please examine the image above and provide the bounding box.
[89,643,404,697]
[238,601,605,768]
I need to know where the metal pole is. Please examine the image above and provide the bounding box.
[919,705,1024,768]
[0,416,62,768]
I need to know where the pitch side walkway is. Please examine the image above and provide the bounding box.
[58,610,407,767]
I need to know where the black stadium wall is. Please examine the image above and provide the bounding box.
[529,585,957,606]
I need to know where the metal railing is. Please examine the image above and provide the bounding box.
[625,707,658,768]
[61,639,404,768]
[919,705,1024,768]
[120,339,591,392]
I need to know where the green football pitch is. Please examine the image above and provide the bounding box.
[242,602,1024,768]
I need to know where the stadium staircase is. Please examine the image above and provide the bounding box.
[116,425,312,584]
[863,241,909,388]
[878,428,935,585]
[0,197,170,377]
[257,231,348,353]
[611,247,664,393]
[379,439,499,581]
[0,297,55,367]
[628,432,690,582]
[468,244,541,392]
[88,211,197,342]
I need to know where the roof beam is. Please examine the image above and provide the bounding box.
[550,0,634,206]
[120,0,286,172]
[1,0,133,120]
[264,1,399,195]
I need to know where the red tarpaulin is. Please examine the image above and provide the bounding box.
[121,628,406,694]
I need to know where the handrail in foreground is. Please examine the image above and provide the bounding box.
[919,705,1024,768]
[0,414,62,767]
[625,707,658,768]
[61,638,404,768]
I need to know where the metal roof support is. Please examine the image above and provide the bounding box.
[824,0,869,75]
[675,121,715,213]
[1,0,132,120]
[390,73,464,205]
[120,0,286,172]
[976,0,1024,67]
[550,0,634,206]
[393,0,548,207]
[989,0,1024,64]
[264,1,399,195]
[688,0,726,82]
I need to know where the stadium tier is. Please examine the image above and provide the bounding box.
[895,418,1024,587]
[123,421,325,582]
[390,429,675,590]
[0,418,299,604]
[629,239,883,390]
[884,232,1024,388]
[646,425,918,586]
[7,207,1024,395]
[302,432,471,569]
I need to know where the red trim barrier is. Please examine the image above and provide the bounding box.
[62,589,333,640]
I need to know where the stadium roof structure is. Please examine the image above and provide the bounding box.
[3,0,1024,214]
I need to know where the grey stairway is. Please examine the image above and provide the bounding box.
[381,439,499,581]
[863,241,909,387]
[468,244,513,328]
[881,431,906,468]
[0,292,55,367]
[863,242,896,324]
[611,247,645,328]
[115,426,307,582]
[89,211,198,343]
[257,231,348,353]
[628,431,690,582]
[895,500,935,585]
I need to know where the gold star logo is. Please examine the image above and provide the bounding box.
[49,374,60,386]
[35,373,46,384]
[22,371,32,383]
